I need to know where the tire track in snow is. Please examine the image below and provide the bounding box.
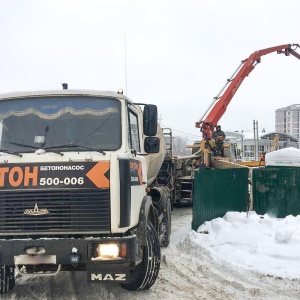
[159,248,235,300]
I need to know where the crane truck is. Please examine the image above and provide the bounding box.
[195,43,300,168]
[0,88,172,293]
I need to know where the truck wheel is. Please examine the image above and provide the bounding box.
[0,265,15,294]
[122,221,160,291]
[161,199,171,247]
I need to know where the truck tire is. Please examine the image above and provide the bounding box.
[161,199,171,247]
[0,265,15,294]
[122,221,160,291]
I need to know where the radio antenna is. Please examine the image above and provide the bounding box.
[124,32,128,95]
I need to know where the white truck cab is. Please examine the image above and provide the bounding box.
[0,89,171,293]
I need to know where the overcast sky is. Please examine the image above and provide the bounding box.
[1,0,300,141]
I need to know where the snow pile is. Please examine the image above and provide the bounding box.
[179,211,300,279]
[265,147,300,167]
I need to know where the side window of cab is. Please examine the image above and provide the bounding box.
[127,110,141,152]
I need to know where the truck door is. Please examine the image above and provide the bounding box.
[127,109,146,212]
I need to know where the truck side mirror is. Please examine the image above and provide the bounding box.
[143,105,158,136]
[144,137,160,153]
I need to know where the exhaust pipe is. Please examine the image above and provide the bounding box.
[62,83,68,90]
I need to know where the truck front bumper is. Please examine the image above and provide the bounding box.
[0,236,138,282]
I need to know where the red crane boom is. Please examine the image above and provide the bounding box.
[195,43,300,139]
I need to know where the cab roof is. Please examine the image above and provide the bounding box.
[0,89,131,102]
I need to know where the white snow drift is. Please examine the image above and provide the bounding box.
[181,211,300,279]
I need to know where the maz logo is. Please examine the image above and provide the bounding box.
[24,203,49,216]
[91,274,126,281]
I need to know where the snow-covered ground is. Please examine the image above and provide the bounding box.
[4,206,300,299]
[196,211,300,280]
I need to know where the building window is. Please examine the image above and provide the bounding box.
[258,145,265,152]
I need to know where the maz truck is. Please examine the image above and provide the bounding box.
[0,88,171,293]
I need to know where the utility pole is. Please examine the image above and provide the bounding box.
[241,130,244,159]
[253,120,259,161]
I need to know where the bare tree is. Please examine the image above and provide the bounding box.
[172,136,191,156]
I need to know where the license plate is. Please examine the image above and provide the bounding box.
[14,255,56,265]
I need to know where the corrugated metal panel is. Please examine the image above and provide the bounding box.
[192,168,249,231]
[252,167,300,217]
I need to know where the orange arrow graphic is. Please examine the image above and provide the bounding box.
[86,161,110,188]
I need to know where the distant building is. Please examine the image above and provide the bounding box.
[225,131,298,161]
[275,104,300,142]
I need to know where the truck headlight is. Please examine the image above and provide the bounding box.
[91,243,127,261]
[97,243,119,259]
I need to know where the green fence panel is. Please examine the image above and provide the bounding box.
[192,168,249,231]
[252,167,300,218]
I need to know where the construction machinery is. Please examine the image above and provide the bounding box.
[271,133,280,152]
[189,140,239,163]
[195,43,300,168]
[155,128,199,205]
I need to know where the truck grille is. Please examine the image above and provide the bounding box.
[0,189,110,236]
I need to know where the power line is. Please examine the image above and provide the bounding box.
[161,124,200,138]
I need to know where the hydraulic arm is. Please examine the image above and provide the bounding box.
[195,43,300,140]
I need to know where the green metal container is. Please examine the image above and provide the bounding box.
[252,167,300,218]
[192,168,249,230]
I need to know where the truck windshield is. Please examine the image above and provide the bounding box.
[0,96,121,153]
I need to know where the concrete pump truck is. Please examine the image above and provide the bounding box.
[0,87,171,293]
[195,43,300,168]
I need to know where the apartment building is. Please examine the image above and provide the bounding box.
[275,104,300,141]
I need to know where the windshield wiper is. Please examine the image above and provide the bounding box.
[0,149,22,157]
[9,142,63,156]
[9,142,40,149]
[45,144,106,155]
[9,142,106,155]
